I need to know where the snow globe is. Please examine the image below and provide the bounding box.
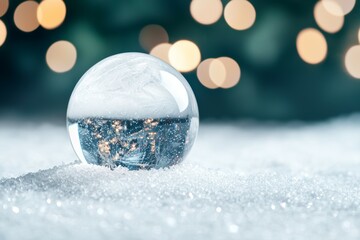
[67,53,199,170]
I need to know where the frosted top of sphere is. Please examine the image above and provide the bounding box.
[67,53,198,119]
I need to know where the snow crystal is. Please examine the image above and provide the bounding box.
[0,115,360,240]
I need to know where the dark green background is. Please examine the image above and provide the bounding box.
[1,0,360,121]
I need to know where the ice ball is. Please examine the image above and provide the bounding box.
[67,52,199,170]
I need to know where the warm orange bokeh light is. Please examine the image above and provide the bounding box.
[46,41,77,73]
[197,59,218,89]
[322,0,356,16]
[217,57,241,89]
[190,0,223,25]
[150,43,172,64]
[14,1,39,32]
[209,59,226,87]
[169,40,201,72]
[37,0,66,30]
[0,20,6,47]
[0,0,9,17]
[345,45,360,79]
[224,0,256,30]
[296,28,327,64]
[314,1,343,34]
[139,25,169,52]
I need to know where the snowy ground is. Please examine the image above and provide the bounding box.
[0,115,360,240]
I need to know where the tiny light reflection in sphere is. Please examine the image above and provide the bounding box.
[37,0,66,30]
[150,43,172,64]
[209,59,226,87]
[296,28,327,64]
[0,0,9,17]
[46,40,77,73]
[139,25,169,52]
[169,40,201,72]
[217,57,241,89]
[322,0,356,16]
[14,1,39,33]
[0,20,6,47]
[224,0,256,30]
[314,1,344,34]
[345,45,360,79]
[197,58,218,89]
[190,0,223,25]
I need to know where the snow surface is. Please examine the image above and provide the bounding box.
[0,115,360,240]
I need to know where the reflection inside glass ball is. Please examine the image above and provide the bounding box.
[67,53,199,170]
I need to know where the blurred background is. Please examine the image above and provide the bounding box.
[0,0,360,121]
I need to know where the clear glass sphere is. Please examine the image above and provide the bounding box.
[67,52,199,170]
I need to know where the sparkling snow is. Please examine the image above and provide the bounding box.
[0,115,360,240]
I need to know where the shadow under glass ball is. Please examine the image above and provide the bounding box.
[67,53,199,170]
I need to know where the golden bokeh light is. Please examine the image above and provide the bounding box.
[169,40,201,72]
[224,0,256,30]
[314,1,344,33]
[209,59,226,86]
[139,25,169,51]
[296,28,327,64]
[0,0,9,17]
[345,45,360,79]
[322,0,356,16]
[46,40,77,73]
[197,57,241,89]
[190,0,223,25]
[0,20,6,47]
[218,57,241,88]
[14,1,39,33]
[37,0,66,30]
[197,59,218,89]
[150,43,172,63]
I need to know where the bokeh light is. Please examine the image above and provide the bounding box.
[46,40,77,73]
[322,0,356,16]
[14,1,39,33]
[37,0,66,30]
[296,28,327,64]
[197,57,241,89]
[190,0,223,25]
[197,58,218,89]
[217,57,241,88]
[224,0,256,30]
[139,25,169,51]
[150,43,172,63]
[345,45,360,79]
[209,59,226,86]
[0,20,6,47]
[0,0,9,17]
[169,40,201,72]
[314,1,344,33]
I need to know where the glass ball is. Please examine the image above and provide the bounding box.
[67,52,199,170]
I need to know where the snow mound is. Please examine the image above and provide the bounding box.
[1,163,360,240]
[0,114,360,240]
